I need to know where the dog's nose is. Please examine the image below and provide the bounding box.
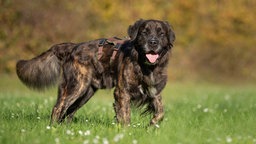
[148,39,159,47]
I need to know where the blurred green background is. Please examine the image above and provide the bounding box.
[1,0,256,83]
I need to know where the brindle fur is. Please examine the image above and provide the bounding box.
[16,19,175,125]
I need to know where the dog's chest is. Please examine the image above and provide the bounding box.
[138,72,158,98]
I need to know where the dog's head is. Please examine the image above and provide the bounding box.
[128,19,175,65]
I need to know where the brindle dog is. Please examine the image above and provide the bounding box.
[16,19,175,125]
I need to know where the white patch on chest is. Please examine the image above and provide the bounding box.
[138,85,145,95]
[148,86,157,97]
[139,72,157,97]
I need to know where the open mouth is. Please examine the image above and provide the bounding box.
[145,52,159,64]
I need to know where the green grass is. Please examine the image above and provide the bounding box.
[0,75,256,144]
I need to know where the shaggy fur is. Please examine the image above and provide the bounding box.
[16,19,175,125]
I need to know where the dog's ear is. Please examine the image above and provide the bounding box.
[164,21,175,48]
[128,19,145,41]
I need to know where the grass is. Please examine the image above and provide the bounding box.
[0,74,256,144]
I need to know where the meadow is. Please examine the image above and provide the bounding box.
[0,75,256,144]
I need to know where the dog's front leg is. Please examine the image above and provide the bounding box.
[150,94,164,125]
[113,89,131,125]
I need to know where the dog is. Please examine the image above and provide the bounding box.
[16,19,175,125]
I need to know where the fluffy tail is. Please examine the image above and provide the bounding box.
[16,43,75,90]
[16,49,60,90]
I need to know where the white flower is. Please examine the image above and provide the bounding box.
[21,129,26,133]
[78,130,83,135]
[55,138,60,143]
[84,130,91,136]
[197,104,202,109]
[102,138,109,144]
[132,139,138,144]
[155,124,160,128]
[83,140,89,144]
[66,130,72,135]
[226,136,232,143]
[113,133,124,142]
[11,113,15,118]
[203,108,209,113]
[46,126,51,130]
[93,138,99,144]
[253,139,256,142]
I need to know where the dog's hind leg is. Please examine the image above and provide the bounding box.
[64,86,97,123]
[50,60,93,124]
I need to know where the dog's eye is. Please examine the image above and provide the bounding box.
[160,33,165,37]
[142,31,147,35]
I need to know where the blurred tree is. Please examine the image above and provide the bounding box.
[0,0,255,82]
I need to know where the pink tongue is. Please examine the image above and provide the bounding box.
[146,53,159,63]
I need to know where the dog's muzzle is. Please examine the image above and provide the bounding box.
[144,39,160,64]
